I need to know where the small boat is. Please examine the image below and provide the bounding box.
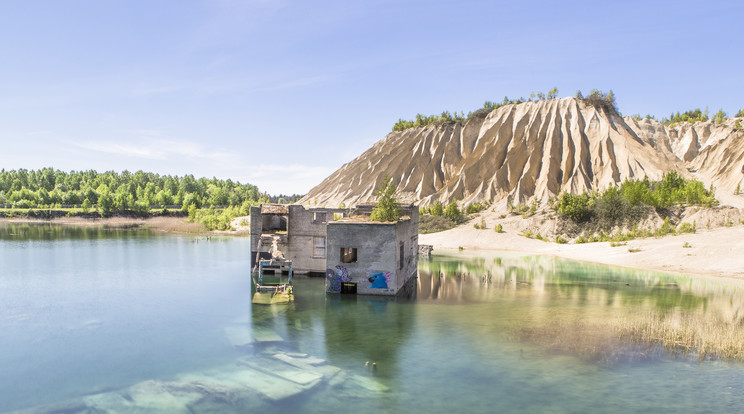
[252,259,294,304]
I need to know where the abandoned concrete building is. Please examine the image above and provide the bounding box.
[250,203,419,296]
[324,204,419,296]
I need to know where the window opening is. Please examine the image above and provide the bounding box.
[340,247,357,263]
[313,236,326,258]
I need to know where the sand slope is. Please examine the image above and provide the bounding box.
[302,97,688,208]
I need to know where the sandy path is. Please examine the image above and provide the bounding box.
[420,222,744,279]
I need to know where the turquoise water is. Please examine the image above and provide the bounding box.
[2,223,744,413]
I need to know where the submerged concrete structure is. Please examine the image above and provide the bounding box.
[325,204,418,296]
[250,203,419,296]
[249,204,346,274]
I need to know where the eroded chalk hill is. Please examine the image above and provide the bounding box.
[627,116,744,195]
[301,97,744,208]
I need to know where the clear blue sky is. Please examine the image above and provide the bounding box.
[1,0,742,195]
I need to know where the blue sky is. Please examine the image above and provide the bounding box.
[1,0,742,195]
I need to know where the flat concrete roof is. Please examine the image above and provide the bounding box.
[260,204,289,214]
[330,215,411,224]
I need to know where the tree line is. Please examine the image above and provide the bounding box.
[392,88,559,132]
[0,168,269,216]
[392,88,744,133]
[656,107,741,126]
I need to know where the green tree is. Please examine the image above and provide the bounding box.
[430,200,444,216]
[369,175,400,222]
[444,200,463,223]
[97,191,114,217]
[714,109,727,124]
[132,200,151,215]
[556,192,591,222]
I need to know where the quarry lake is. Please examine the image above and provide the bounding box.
[3,223,744,413]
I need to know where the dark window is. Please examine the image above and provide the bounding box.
[313,212,326,223]
[262,214,287,232]
[399,242,404,270]
[340,247,357,263]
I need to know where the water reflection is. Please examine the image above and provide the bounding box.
[418,252,744,361]
[418,253,714,309]
[322,295,413,378]
[0,222,152,241]
[4,226,744,413]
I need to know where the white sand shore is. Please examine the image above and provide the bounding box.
[420,223,744,279]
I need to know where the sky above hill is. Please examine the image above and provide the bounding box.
[1,0,742,195]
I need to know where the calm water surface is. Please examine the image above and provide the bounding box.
[1,223,744,413]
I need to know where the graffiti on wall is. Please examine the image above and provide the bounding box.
[367,272,392,289]
[326,265,350,292]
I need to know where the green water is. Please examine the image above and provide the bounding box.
[2,223,744,413]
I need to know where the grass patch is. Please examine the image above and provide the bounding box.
[419,214,458,234]
[616,313,744,361]
[510,311,744,364]
[509,200,538,218]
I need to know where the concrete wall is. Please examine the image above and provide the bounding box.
[249,206,262,252]
[326,214,418,296]
[249,206,265,267]
[285,205,330,274]
[250,204,348,273]
[395,216,418,291]
[326,222,398,295]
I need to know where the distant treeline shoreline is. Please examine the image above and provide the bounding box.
[0,168,302,215]
[0,168,303,230]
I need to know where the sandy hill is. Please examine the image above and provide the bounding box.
[301,97,744,209]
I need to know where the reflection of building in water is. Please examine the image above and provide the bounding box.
[416,255,554,302]
[323,294,415,381]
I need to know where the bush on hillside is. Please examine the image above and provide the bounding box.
[555,172,717,234]
[577,89,618,114]
[419,214,458,234]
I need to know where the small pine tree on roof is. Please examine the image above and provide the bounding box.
[370,175,400,222]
